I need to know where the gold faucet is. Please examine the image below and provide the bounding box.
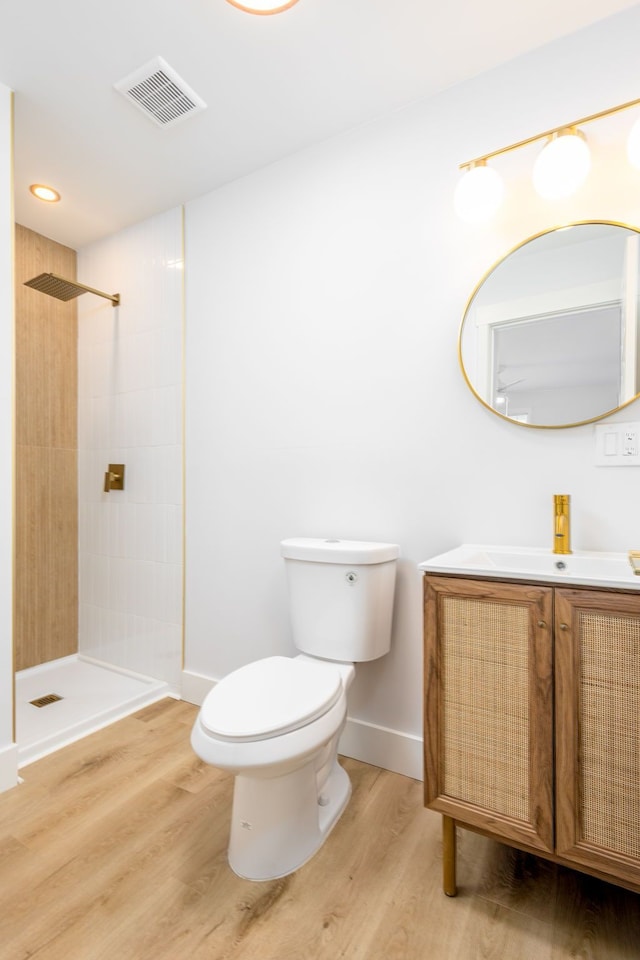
[553,494,571,555]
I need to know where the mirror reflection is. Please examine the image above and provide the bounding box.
[459,222,640,427]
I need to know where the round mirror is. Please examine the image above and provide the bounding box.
[459,221,640,427]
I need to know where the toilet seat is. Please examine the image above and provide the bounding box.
[200,656,343,742]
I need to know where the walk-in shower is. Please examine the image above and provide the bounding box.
[15,217,183,774]
[15,236,173,772]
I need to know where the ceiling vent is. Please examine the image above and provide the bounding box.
[114,56,206,129]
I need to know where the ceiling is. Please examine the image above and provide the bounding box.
[1,0,638,250]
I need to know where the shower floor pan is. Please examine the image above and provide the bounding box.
[16,655,170,767]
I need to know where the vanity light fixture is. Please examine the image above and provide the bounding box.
[453,160,504,224]
[29,183,60,203]
[532,128,591,200]
[224,0,300,13]
[455,95,640,222]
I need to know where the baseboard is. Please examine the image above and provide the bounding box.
[181,668,423,781]
[0,741,18,794]
[339,716,423,781]
[181,668,215,706]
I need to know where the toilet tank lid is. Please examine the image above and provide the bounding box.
[281,538,400,564]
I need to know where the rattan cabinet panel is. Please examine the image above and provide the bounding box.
[424,576,554,854]
[424,575,640,896]
[555,588,640,889]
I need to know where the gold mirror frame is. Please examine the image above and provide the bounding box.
[458,220,640,429]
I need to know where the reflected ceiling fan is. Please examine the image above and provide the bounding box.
[496,376,526,394]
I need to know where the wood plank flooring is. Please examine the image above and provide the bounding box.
[1,699,638,959]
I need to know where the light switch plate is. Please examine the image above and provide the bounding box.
[595,421,640,466]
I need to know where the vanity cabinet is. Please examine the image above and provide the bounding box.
[423,574,640,895]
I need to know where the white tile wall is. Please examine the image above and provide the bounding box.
[77,207,183,690]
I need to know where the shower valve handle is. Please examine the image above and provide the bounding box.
[103,464,125,492]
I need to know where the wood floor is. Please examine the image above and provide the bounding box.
[1,699,638,960]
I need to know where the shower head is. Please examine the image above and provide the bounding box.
[24,272,120,307]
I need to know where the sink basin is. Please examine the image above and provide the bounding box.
[418,544,640,590]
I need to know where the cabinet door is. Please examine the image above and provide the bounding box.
[555,588,640,887]
[424,576,554,853]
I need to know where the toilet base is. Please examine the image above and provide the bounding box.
[228,759,351,881]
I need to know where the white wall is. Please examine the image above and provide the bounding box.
[0,84,16,791]
[77,207,183,690]
[184,6,640,779]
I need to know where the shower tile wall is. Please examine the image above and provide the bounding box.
[14,225,78,671]
[77,208,183,689]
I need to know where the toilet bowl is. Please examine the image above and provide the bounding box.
[191,537,399,881]
[192,655,352,773]
[191,655,355,880]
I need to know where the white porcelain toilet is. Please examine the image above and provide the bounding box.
[191,537,399,881]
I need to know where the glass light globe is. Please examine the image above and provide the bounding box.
[453,163,504,224]
[532,130,591,200]
[225,0,300,12]
[627,117,640,169]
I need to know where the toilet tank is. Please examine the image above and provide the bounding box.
[280,538,400,662]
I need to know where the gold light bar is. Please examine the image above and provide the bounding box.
[460,95,640,170]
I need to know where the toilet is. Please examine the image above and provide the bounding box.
[191,536,399,881]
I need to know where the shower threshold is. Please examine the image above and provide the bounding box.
[16,655,171,767]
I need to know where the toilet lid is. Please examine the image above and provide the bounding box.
[200,656,344,741]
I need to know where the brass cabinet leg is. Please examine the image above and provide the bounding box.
[442,815,457,896]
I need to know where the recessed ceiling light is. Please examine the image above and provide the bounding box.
[224,0,300,14]
[29,184,61,203]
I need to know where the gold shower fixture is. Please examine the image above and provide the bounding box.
[104,464,125,493]
[24,272,120,307]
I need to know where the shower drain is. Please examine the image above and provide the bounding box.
[29,693,63,708]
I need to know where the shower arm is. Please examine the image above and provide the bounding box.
[47,273,120,306]
[65,278,120,306]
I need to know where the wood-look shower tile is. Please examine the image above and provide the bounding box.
[15,228,47,445]
[14,224,79,669]
[14,305,51,448]
[49,446,78,655]
[49,300,77,449]
[15,446,77,669]
[15,224,77,449]
[15,223,76,282]
[14,444,52,671]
